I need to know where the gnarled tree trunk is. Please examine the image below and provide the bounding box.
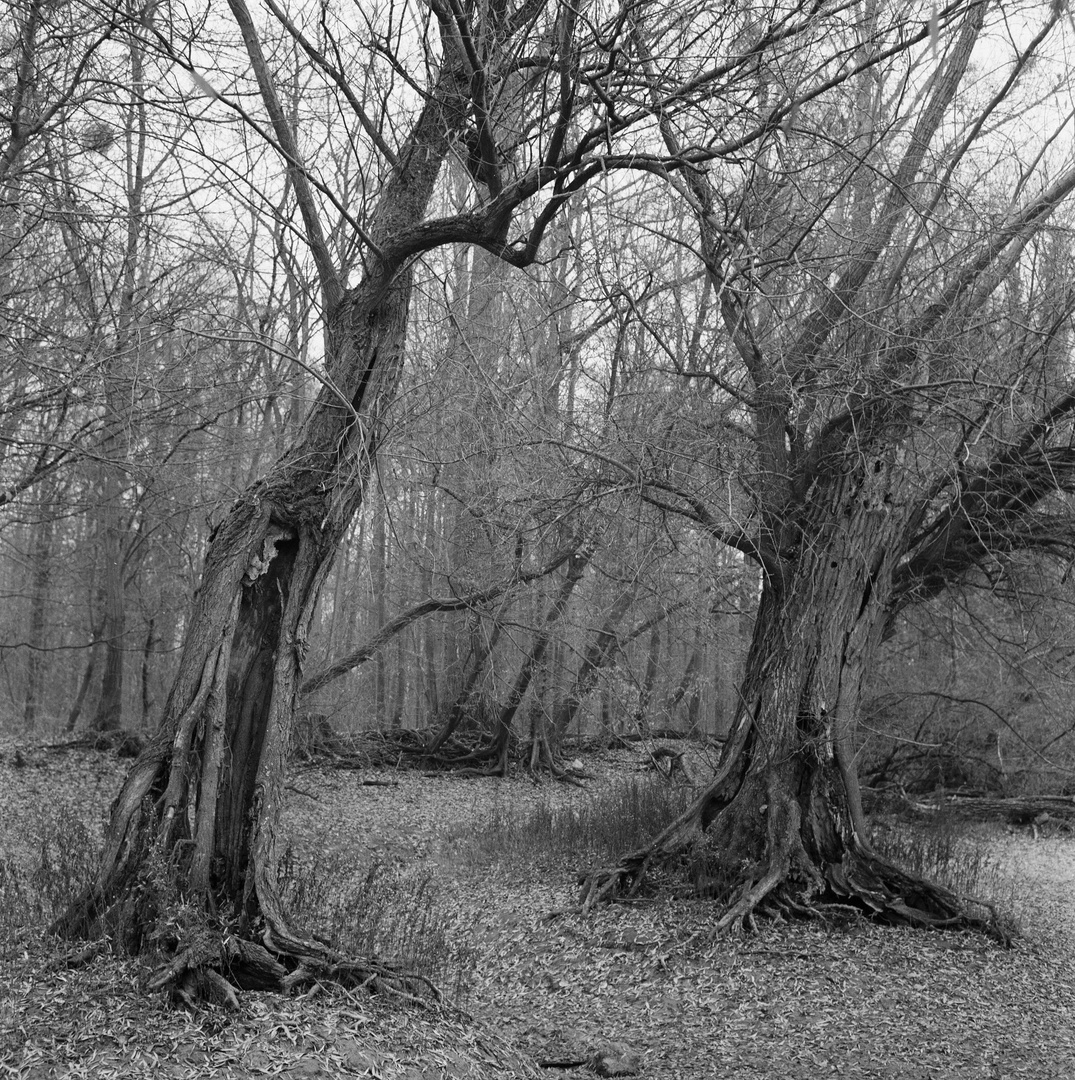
[582,450,1011,940]
[53,270,421,991]
[580,1,1071,942]
[53,17,471,1001]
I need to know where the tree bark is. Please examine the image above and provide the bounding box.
[582,452,1012,940]
[53,17,474,999]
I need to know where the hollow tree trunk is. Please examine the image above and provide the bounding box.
[53,38,471,1000]
[53,271,412,958]
[582,456,1010,940]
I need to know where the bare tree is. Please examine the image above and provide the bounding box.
[50,0,1030,1002]
[582,2,1075,937]
[0,0,125,506]
[56,0,809,998]
[0,0,261,729]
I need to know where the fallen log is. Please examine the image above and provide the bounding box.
[868,788,1075,827]
[944,793,1075,826]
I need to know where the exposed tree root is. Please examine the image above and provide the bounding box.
[579,795,705,911]
[821,845,1014,941]
[52,738,445,1008]
[57,869,442,1008]
[579,750,1017,944]
[417,730,591,781]
[431,747,502,768]
[420,729,510,773]
[143,924,441,1009]
[580,827,1016,944]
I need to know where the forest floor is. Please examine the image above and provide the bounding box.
[2,736,1075,1079]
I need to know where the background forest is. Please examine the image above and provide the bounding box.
[3,0,1075,804]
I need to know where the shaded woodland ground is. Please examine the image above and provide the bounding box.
[2,735,1075,1079]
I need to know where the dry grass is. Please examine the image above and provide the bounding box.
[445,773,695,869]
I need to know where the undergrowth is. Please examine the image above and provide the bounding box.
[278,846,475,1003]
[453,774,695,868]
[0,806,100,939]
[0,805,474,1004]
[869,810,1020,917]
[452,772,1022,931]
[0,758,1024,1003]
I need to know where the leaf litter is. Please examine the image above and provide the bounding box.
[1,738,1074,1078]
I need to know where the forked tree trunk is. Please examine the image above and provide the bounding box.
[585,2,1016,938]
[582,454,1011,940]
